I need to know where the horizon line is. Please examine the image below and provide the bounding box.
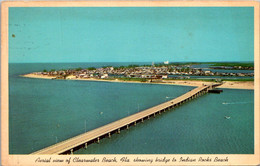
[8,61,254,64]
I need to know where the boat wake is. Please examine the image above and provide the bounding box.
[222,101,253,105]
[224,116,231,119]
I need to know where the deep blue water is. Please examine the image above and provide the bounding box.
[9,63,254,154]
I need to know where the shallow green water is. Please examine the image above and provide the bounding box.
[9,63,254,154]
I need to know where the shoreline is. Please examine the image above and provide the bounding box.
[21,74,254,90]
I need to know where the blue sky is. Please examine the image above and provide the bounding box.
[9,7,254,63]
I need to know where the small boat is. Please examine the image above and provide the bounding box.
[224,116,230,119]
[100,112,103,115]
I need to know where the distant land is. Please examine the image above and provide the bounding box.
[22,62,254,90]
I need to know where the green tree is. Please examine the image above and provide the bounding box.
[127,64,139,68]
[75,67,83,71]
[87,67,96,70]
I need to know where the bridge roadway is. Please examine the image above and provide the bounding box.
[31,83,220,155]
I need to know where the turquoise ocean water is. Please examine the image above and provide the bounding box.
[9,63,254,154]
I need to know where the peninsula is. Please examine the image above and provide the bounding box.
[22,62,254,90]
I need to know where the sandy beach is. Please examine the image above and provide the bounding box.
[21,73,254,90]
[21,74,56,79]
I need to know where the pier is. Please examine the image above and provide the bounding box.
[31,83,222,155]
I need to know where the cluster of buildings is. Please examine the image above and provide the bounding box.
[34,64,254,80]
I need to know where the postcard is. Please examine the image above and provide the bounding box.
[1,1,259,165]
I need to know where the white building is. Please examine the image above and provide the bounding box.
[101,74,109,79]
[164,61,169,65]
[162,75,168,79]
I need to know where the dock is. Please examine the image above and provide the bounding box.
[31,83,221,155]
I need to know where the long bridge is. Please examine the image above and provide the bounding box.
[31,83,222,155]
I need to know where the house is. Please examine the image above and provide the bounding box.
[66,75,76,79]
[141,75,153,78]
[79,74,85,78]
[204,71,211,75]
[101,74,109,79]
[237,73,245,76]
[162,75,168,79]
